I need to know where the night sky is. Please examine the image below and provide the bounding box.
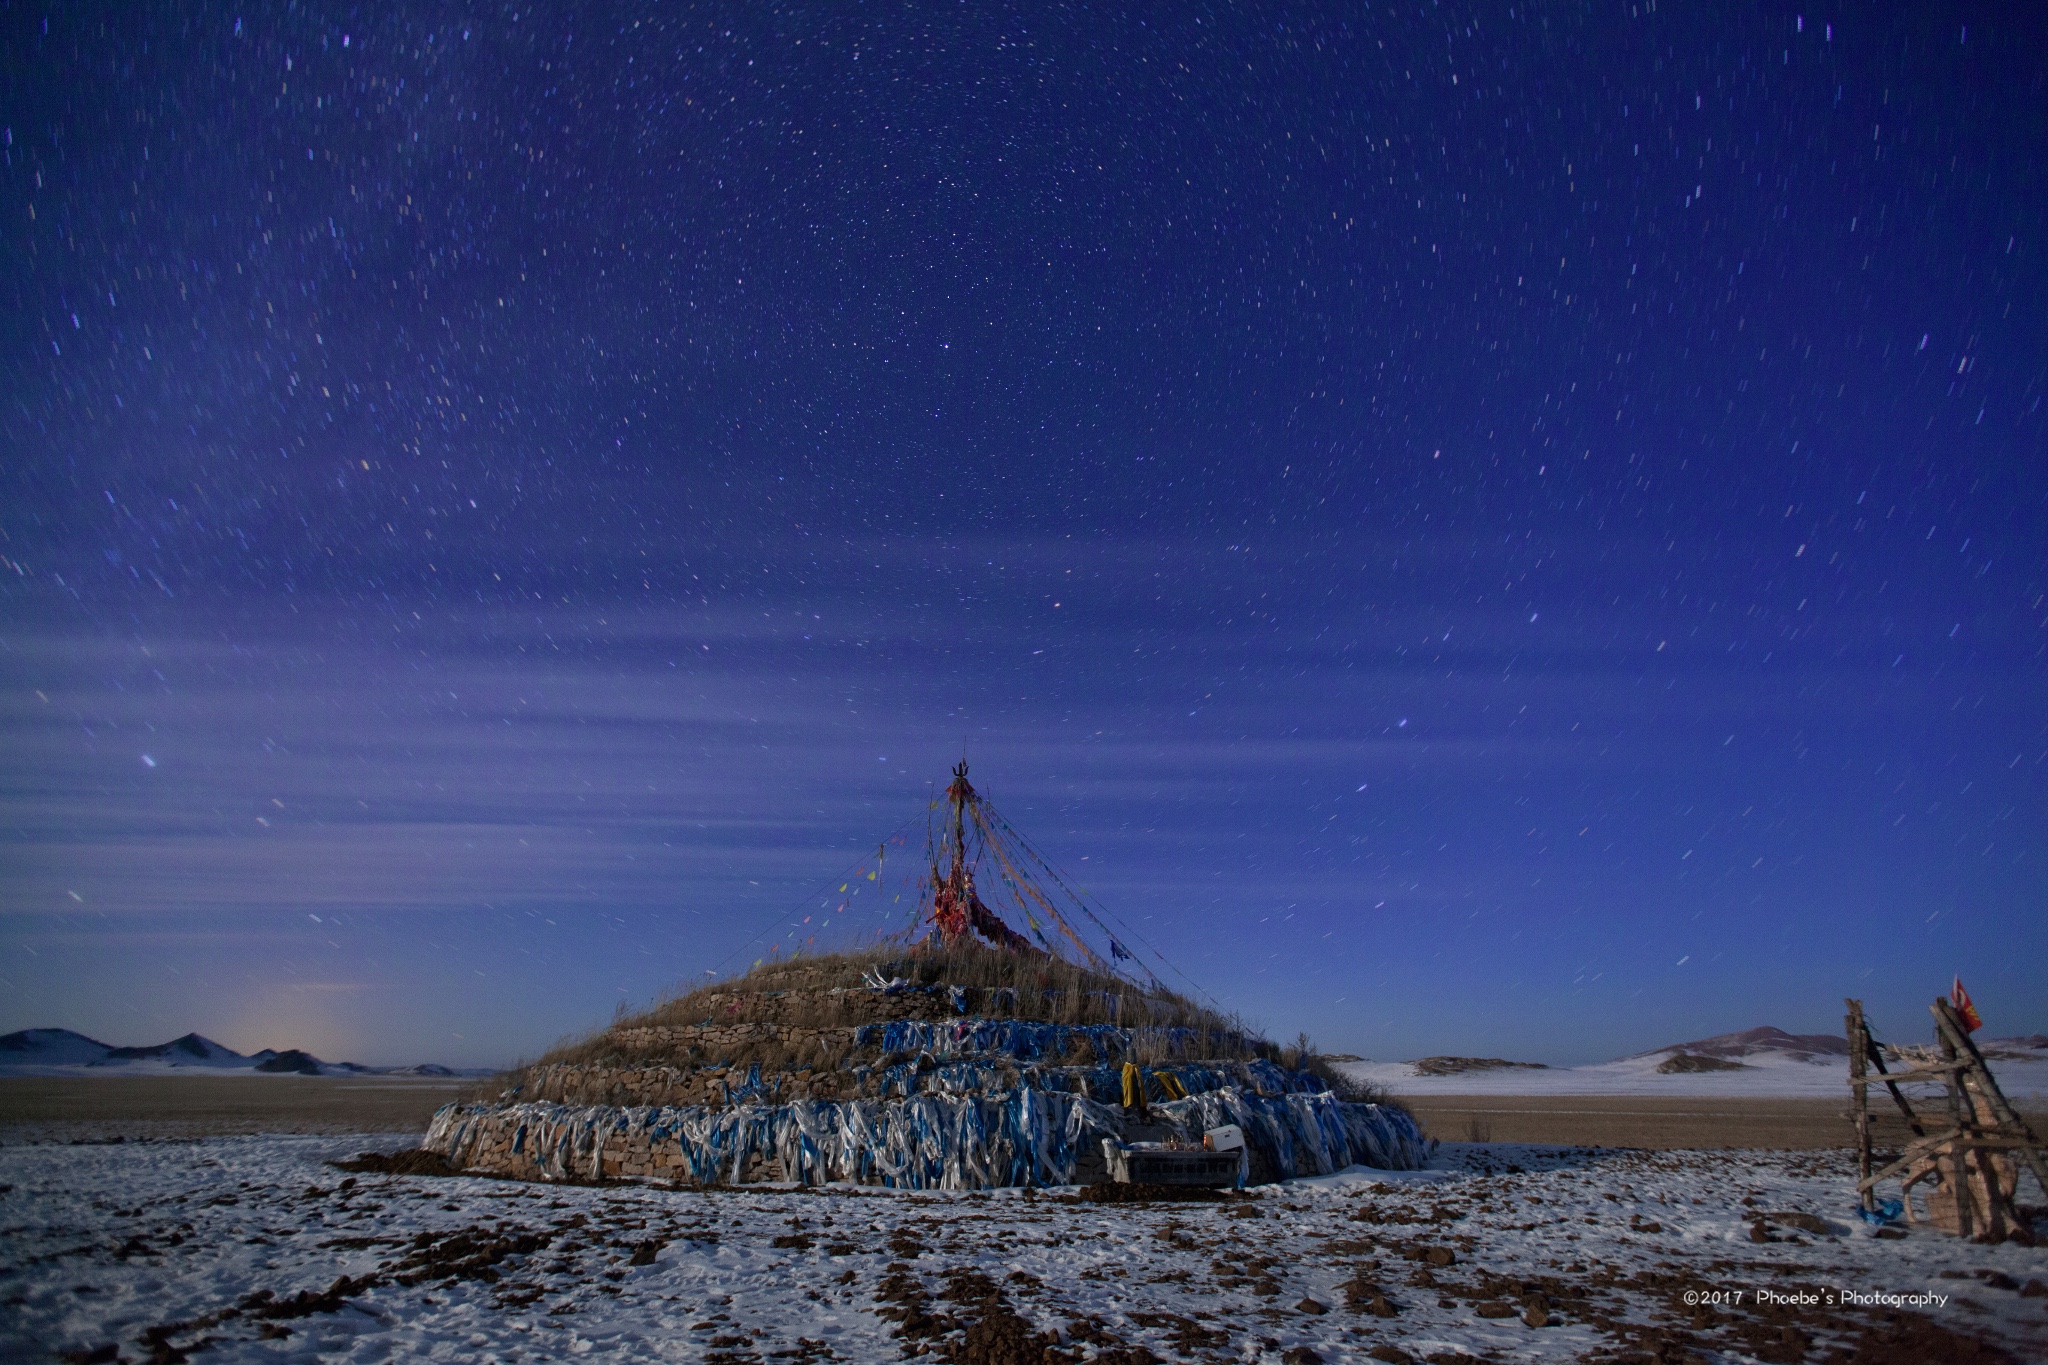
[4,3,2043,1069]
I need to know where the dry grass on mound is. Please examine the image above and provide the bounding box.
[480,945,1395,1107]
[490,947,1240,1082]
[655,944,1239,1032]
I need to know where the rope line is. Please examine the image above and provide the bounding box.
[695,782,1217,1014]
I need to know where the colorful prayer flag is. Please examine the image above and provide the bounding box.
[1951,976,1984,1032]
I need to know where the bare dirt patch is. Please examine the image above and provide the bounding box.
[1403,1095,2048,1149]
[0,1076,469,1141]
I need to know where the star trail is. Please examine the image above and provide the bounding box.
[3,3,2042,1066]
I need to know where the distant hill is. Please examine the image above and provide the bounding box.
[0,1028,490,1077]
[0,1028,116,1068]
[1627,1025,1850,1064]
[1410,1056,1549,1076]
[103,1032,264,1066]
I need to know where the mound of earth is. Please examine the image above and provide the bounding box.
[1656,1051,1751,1073]
[426,946,1429,1188]
[1634,1025,1848,1063]
[1979,1035,2048,1062]
[331,1149,461,1177]
[483,944,1370,1111]
[1411,1056,1549,1077]
[426,770,1427,1190]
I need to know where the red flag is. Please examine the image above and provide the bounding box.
[1951,976,1984,1033]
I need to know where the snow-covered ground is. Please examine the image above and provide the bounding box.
[2,1134,2041,1364]
[1337,1050,2048,1099]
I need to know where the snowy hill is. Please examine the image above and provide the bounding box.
[0,1029,489,1078]
[0,1028,278,1075]
[102,1032,272,1068]
[1623,1024,1850,1064]
[0,1028,117,1068]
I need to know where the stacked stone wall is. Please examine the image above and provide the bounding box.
[439,1112,1092,1187]
[426,1090,1126,1189]
[515,1012,1148,1107]
[644,987,961,1029]
[612,978,1205,1032]
[448,959,1417,1190]
[517,1059,855,1108]
[598,1016,1122,1066]
[433,1113,782,1185]
[514,1037,1310,1112]
[606,1021,858,1063]
[422,1087,1430,1190]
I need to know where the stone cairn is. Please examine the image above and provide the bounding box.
[424,766,1428,1189]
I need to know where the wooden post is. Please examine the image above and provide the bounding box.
[1846,998,1874,1211]
[1933,1002,1975,1236]
[1865,1040,1927,1137]
[1936,1004,1966,1129]
[1852,993,2047,1241]
[1934,998,2048,1201]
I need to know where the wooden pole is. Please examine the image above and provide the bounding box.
[1935,1003,1967,1130]
[1932,1001,1975,1236]
[1933,998,2048,1200]
[1846,998,1874,1211]
[1850,993,2048,1240]
[1862,1040,1927,1137]
[1861,1132,2048,1193]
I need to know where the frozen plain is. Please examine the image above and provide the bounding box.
[2,1132,2043,1365]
